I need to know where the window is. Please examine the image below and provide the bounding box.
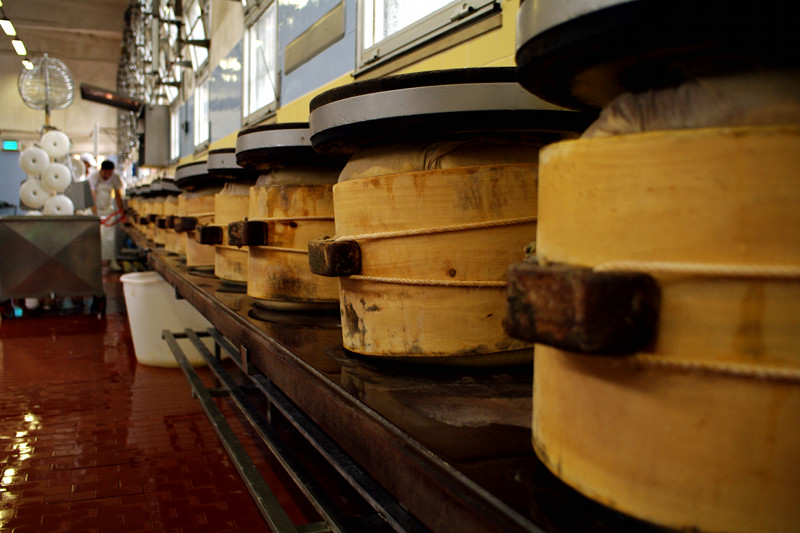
[193,79,209,148]
[357,0,498,72]
[183,0,209,71]
[157,0,181,103]
[170,106,181,161]
[242,1,278,125]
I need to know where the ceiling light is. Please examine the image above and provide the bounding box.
[22,59,33,70]
[12,40,26,56]
[0,20,15,36]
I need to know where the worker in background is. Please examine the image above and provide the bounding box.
[80,152,97,178]
[88,160,125,272]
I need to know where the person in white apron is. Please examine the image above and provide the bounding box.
[80,152,97,177]
[88,160,125,271]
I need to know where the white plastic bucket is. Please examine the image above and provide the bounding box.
[121,271,213,367]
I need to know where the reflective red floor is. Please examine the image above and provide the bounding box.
[0,273,315,532]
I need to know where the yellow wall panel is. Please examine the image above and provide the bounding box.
[276,72,355,124]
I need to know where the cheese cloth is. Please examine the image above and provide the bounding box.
[338,139,544,182]
[582,69,800,138]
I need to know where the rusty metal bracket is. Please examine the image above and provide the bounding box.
[308,237,361,277]
[505,261,660,354]
[195,224,223,245]
[229,220,268,248]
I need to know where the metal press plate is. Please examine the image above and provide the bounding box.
[309,68,593,153]
[175,160,208,180]
[174,160,229,190]
[208,148,256,180]
[515,0,800,111]
[236,123,342,170]
[146,178,181,197]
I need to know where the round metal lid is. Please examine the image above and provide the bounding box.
[208,148,257,179]
[174,160,229,191]
[309,67,593,154]
[236,123,344,169]
[142,178,181,197]
[516,0,800,111]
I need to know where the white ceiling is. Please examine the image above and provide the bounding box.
[0,1,132,156]
[0,0,130,66]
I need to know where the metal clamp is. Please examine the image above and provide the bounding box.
[505,261,660,354]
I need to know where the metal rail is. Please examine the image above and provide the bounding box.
[163,329,313,532]
[205,329,426,533]
[166,328,425,532]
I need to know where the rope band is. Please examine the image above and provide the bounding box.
[249,216,334,222]
[595,261,800,279]
[256,246,308,254]
[630,354,800,383]
[345,275,505,288]
[335,216,536,243]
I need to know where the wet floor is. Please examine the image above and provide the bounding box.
[0,272,314,532]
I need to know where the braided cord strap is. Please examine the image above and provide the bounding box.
[630,354,800,383]
[346,275,505,288]
[334,216,537,243]
[595,261,800,279]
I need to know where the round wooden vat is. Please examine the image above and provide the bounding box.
[179,190,216,268]
[247,167,339,309]
[134,196,146,236]
[150,197,165,243]
[308,67,592,361]
[214,182,251,282]
[334,162,538,359]
[532,126,800,532]
[163,195,179,254]
[128,195,140,230]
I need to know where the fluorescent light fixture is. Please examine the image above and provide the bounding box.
[12,39,26,56]
[22,59,33,70]
[0,19,15,36]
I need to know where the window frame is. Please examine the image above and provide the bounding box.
[193,77,210,151]
[156,0,181,104]
[355,0,499,74]
[241,0,279,127]
[170,105,181,162]
[182,0,210,73]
